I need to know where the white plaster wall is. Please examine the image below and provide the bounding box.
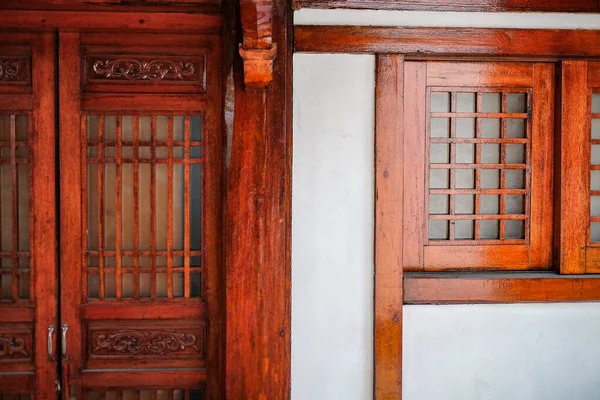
[292,9,600,400]
[292,53,375,400]
[404,304,600,400]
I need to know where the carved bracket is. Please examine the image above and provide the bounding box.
[239,0,276,89]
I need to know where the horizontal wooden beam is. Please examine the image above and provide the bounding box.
[294,0,600,12]
[404,273,600,304]
[295,26,600,58]
[0,10,221,32]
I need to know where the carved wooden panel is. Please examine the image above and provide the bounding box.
[90,329,203,358]
[0,57,30,84]
[0,330,32,362]
[85,388,205,400]
[83,53,206,94]
[85,320,206,370]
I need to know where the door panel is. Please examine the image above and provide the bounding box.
[59,31,221,398]
[0,32,58,398]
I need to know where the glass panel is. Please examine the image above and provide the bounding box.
[430,118,449,138]
[506,119,526,139]
[481,144,500,164]
[455,144,474,164]
[505,195,525,214]
[455,169,475,189]
[429,195,448,215]
[430,169,449,189]
[429,220,448,240]
[482,93,501,112]
[455,195,474,215]
[482,118,500,138]
[481,195,499,215]
[506,144,526,164]
[505,220,525,240]
[430,144,449,164]
[480,220,499,240]
[456,92,475,112]
[455,118,475,138]
[593,94,600,114]
[506,93,527,113]
[592,223,600,243]
[431,92,450,112]
[455,220,474,240]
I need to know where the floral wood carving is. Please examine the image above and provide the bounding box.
[0,57,30,83]
[92,329,203,358]
[239,0,276,89]
[92,59,196,82]
[0,334,28,359]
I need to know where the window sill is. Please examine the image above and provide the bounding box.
[404,271,600,304]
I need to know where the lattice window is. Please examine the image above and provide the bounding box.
[0,114,30,302]
[427,89,531,244]
[84,115,203,301]
[86,389,204,400]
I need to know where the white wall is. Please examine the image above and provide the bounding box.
[292,9,600,400]
[404,304,600,400]
[292,53,375,400]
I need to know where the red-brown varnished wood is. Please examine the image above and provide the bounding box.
[530,63,554,268]
[239,0,277,88]
[295,26,600,57]
[0,31,57,399]
[374,54,403,400]
[294,0,600,11]
[0,0,221,12]
[559,61,588,274]
[58,31,84,400]
[31,32,58,400]
[405,272,600,304]
[427,62,533,88]
[423,245,530,271]
[402,62,426,270]
[225,0,291,396]
[0,10,221,32]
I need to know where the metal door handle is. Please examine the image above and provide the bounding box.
[48,325,55,361]
[61,324,68,358]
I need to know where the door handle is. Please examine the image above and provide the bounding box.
[48,325,56,361]
[61,324,69,358]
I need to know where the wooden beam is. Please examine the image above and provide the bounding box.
[295,26,600,57]
[294,0,600,12]
[405,273,600,304]
[225,0,292,398]
[239,0,277,88]
[0,10,221,32]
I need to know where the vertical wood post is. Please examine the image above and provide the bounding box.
[225,0,292,397]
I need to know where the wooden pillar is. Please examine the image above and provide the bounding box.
[225,0,292,397]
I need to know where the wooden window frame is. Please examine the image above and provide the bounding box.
[294,25,600,400]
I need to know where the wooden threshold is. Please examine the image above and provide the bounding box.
[404,272,600,304]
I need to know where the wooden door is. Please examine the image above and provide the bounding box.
[0,32,58,398]
[59,31,222,399]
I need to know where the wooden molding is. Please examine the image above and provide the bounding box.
[295,26,600,58]
[294,0,600,12]
[239,0,276,88]
[405,273,600,304]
